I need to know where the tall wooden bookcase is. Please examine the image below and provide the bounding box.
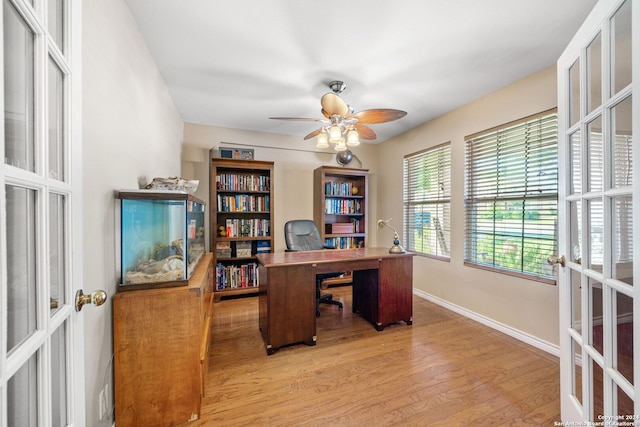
[211,158,274,301]
[313,166,369,249]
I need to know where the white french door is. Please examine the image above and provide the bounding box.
[1,0,87,426]
[557,0,637,422]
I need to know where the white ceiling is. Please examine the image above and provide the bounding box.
[124,0,598,143]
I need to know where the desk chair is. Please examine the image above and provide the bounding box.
[284,220,344,317]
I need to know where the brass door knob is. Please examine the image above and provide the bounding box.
[75,289,107,312]
[546,255,566,267]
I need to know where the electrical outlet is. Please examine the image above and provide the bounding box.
[98,389,106,421]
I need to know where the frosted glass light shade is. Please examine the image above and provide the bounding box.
[316,132,329,148]
[334,138,347,151]
[329,125,342,143]
[347,129,360,146]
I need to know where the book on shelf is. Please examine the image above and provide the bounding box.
[324,236,365,249]
[256,240,271,253]
[325,181,353,196]
[215,241,231,259]
[216,173,271,192]
[235,241,252,258]
[224,218,270,238]
[216,194,270,213]
[324,198,362,215]
[216,262,259,289]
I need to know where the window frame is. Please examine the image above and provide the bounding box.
[403,142,451,260]
[464,109,558,284]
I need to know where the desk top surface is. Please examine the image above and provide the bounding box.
[256,247,414,268]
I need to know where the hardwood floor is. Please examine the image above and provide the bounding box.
[190,286,561,426]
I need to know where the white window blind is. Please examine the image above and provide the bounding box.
[403,142,451,259]
[464,110,558,282]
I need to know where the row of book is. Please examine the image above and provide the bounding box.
[325,198,362,215]
[216,240,271,258]
[225,218,270,237]
[324,237,365,249]
[325,181,355,197]
[216,262,259,289]
[217,194,270,213]
[216,173,270,192]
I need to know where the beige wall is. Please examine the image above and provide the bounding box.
[377,65,560,346]
[182,126,381,253]
[82,0,183,424]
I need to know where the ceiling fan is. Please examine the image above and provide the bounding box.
[269,81,407,151]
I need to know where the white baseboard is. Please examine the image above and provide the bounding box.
[413,288,560,358]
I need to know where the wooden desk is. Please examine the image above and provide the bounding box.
[256,248,414,355]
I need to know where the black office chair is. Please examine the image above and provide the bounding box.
[284,220,344,317]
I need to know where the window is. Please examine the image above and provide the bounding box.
[403,143,451,259]
[464,110,558,283]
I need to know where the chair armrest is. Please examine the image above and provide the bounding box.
[323,244,337,250]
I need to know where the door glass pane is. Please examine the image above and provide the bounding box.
[570,130,582,194]
[570,201,582,264]
[50,193,66,313]
[592,359,604,420]
[573,339,583,405]
[617,385,634,420]
[48,0,64,52]
[587,32,602,113]
[8,353,38,427]
[571,270,582,332]
[611,96,632,189]
[48,57,65,181]
[590,278,603,355]
[6,185,37,352]
[612,0,632,95]
[51,323,68,427]
[615,291,633,385]
[570,60,581,127]
[587,117,603,192]
[587,199,604,269]
[612,196,633,284]
[4,0,35,172]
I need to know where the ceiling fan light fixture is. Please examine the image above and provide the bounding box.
[329,125,342,143]
[316,132,329,148]
[346,129,360,146]
[269,80,407,147]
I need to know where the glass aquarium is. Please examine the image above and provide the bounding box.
[117,191,206,289]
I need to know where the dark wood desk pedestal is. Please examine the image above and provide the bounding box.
[257,248,414,355]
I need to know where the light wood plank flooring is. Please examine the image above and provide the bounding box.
[190,286,560,426]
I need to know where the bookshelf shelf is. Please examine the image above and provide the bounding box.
[211,158,274,301]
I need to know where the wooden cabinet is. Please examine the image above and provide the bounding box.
[113,253,214,427]
[313,166,369,249]
[211,158,274,301]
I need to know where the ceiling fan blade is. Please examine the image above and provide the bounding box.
[354,124,377,140]
[350,109,407,124]
[269,117,325,122]
[303,128,322,140]
[320,93,349,117]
